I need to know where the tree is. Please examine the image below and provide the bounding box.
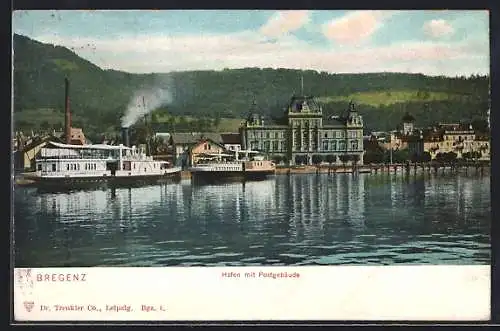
[364,150,384,164]
[351,154,360,169]
[325,154,336,165]
[420,151,432,163]
[312,154,323,166]
[272,155,283,165]
[435,152,446,163]
[295,155,307,165]
[445,151,458,164]
[392,149,410,163]
[338,154,351,168]
[282,155,290,166]
[40,120,51,130]
[214,112,221,128]
[472,151,482,161]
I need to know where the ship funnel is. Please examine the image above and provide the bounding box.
[121,127,130,147]
[64,78,71,144]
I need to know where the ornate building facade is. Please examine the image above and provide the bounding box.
[239,96,364,165]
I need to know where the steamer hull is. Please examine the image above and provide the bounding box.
[189,156,275,184]
[30,141,182,191]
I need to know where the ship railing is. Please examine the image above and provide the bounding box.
[122,154,153,161]
[39,155,113,160]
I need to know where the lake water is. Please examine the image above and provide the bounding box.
[14,173,490,267]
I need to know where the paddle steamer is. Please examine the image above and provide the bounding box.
[25,141,182,189]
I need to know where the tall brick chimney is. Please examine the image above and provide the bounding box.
[64,78,71,144]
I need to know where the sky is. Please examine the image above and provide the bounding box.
[12,10,490,77]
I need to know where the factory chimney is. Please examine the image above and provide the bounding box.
[64,78,72,144]
[121,127,130,147]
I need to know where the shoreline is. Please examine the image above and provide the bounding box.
[14,162,491,187]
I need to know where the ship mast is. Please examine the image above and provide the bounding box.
[301,74,304,96]
[143,96,150,155]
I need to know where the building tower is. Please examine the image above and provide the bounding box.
[487,107,490,130]
[401,112,415,135]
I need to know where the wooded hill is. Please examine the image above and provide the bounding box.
[13,33,490,141]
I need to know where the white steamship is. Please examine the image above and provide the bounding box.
[24,78,181,189]
[27,139,182,189]
[189,150,276,184]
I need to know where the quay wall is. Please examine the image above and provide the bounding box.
[14,162,490,187]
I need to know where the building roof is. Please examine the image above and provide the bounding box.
[170,132,223,145]
[191,137,227,150]
[220,133,241,145]
[288,95,322,113]
[402,112,415,122]
[21,135,62,153]
[47,141,133,150]
[322,115,347,127]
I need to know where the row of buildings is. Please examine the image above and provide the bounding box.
[165,96,364,168]
[373,112,490,161]
[14,94,490,171]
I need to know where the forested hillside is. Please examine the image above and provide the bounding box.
[13,33,490,140]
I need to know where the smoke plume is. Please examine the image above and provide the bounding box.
[121,87,173,128]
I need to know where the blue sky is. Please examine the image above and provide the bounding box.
[12,10,489,76]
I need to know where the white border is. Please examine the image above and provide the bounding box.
[13,265,490,321]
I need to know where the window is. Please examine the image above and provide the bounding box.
[350,140,358,150]
[331,140,337,151]
[52,163,56,172]
[323,140,329,151]
[324,133,328,138]
[37,164,42,171]
[280,141,285,151]
[264,141,270,151]
[266,132,270,138]
[272,141,278,151]
[67,164,70,171]
[77,164,80,170]
[339,141,346,150]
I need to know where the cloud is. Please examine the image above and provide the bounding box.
[322,10,396,45]
[423,19,455,38]
[31,31,488,77]
[259,10,310,38]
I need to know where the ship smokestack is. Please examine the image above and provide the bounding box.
[64,78,71,144]
[121,127,130,147]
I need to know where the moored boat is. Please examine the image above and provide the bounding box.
[188,150,275,184]
[25,141,182,190]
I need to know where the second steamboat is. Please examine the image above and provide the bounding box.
[189,150,276,184]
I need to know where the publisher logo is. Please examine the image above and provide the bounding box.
[23,301,35,312]
[16,269,34,295]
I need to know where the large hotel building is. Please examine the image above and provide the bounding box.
[239,95,364,166]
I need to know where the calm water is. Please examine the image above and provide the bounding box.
[14,173,490,266]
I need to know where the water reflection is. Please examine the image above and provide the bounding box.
[14,174,490,266]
